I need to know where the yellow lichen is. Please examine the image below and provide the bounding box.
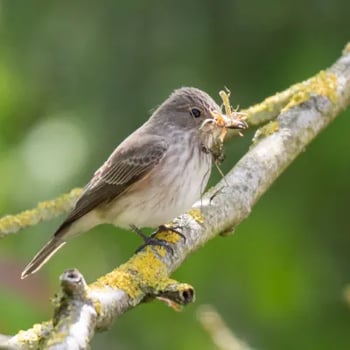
[15,321,52,345]
[156,228,182,245]
[242,87,294,126]
[92,297,102,316]
[187,208,204,224]
[0,188,82,236]
[93,249,169,299]
[94,269,140,299]
[342,42,350,55]
[243,69,338,128]
[282,71,338,112]
[125,251,168,284]
[246,94,280,115]
[252,121,280,143]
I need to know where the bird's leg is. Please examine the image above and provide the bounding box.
[130,224,148,240]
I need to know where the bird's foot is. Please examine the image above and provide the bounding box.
[135,236,174,254]
[153,224,186,242]
[131,224,185,254]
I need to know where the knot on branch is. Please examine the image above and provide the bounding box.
[60,268,88,297]
[154,281,195,311]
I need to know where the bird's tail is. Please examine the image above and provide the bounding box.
[21,237,66,279]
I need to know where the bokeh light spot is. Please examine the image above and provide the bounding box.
[21,114,88,186]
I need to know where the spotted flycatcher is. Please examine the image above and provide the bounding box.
[21,87,246,278]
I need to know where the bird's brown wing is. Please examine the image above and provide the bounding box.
[55,134,168,236]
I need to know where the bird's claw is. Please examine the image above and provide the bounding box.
[135,237,174,254]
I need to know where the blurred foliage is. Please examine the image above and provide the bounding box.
[0,0,350,349]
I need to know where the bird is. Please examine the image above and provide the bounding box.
[21,87,247,279]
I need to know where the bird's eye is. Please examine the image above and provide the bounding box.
[190,108,201,118]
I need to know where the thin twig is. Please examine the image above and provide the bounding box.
[197,305,254,350]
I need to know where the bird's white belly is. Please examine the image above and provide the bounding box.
[109,146,211,228]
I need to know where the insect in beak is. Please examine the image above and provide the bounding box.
[210,110,248,142]
[214,112,248,130]
[210,88,249,141]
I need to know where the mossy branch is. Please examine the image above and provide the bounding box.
[1,44,350,349]
[0,189,82,238]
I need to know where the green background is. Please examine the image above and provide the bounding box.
[0,1,349,349]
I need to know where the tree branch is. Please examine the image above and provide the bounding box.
[1,43,349,349]
[197,305,253,350]
[0,189,82,239]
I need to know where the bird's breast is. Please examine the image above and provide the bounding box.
[109,136,212,228]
